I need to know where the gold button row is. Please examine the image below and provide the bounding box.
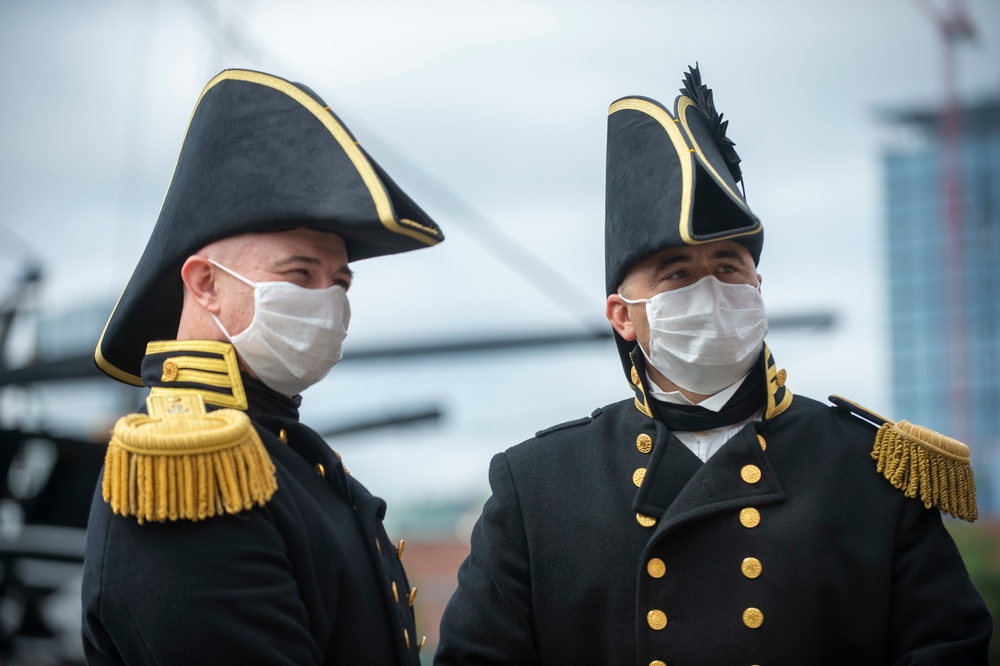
[743,607,764,628]
[740,464,761,484]
[648,607,761,631]
[636,433,653,454]
[633,433,653,527]
[740,507,760,528]
[633,468,647,487]
[741,557,762,579]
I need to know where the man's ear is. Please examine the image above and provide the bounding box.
[606,294,637,341]
[180,255,221,314]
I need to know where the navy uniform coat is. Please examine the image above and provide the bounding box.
[82,342,421,665]
[436,352,992,665]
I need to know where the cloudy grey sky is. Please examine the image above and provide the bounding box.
[1,0,999,508]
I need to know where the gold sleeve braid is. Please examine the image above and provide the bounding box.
[102,394,277,524]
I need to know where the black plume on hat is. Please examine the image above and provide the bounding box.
[96,69,444,386]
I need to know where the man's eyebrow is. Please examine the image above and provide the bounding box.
[710,248,744,260]
[653,253,692,272]
[273,254,354,277]
[273,254,321,267]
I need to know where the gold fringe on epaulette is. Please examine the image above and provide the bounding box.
[872,420,978,522]
[102,408,277,524]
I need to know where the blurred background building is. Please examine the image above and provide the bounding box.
[884,95,1000,514]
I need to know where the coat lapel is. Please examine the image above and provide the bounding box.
[638,423,786,539]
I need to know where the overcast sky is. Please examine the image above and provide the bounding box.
[1,0,999,509]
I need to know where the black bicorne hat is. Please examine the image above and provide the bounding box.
[605,65,762,376]
[96,69,444,386]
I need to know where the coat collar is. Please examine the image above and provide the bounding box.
[627,343,793,423]
[139,339,300,420]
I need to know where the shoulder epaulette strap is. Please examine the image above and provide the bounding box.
[103,393,277,524]
[830,394,978,522]
[535,409,603,438]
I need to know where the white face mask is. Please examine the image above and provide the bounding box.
[209,260,350,397]
[620,275,767,395]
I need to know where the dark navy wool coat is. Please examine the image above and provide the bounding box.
[437,390,992,665]
[83,351,420,666]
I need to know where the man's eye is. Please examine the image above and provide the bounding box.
[667,269,688,280]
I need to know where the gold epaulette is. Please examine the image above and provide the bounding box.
[102,393,277,524]
[830,395,978,522]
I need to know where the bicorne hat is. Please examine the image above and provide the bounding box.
[605,64,762,377]
[605,64,761,296]
[96,69,443,386]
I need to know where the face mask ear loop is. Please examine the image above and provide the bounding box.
[617,293,650,305]
[208,259,258,288]
[210,313,235,341]
[207,260,258,341]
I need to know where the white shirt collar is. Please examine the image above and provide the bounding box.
[645,370,751,413]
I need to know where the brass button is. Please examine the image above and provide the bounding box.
[740,464,762,484]
[636,433,653,454]
[646,557,666,578]
[279,428,288,443]
[742,607,764,628]
[376,538,382,554]
[646,609,667,630]
[636,513,657,528]
[757,434,766,451]
[315,463,325,477]
[650,662,666,666]
[739,507,760,528]
[333,450,343,461]
[397,539,405,559]
[741,557,762,579]
[392,581,399,603]
[776,368,787,387]
[632,468,647,487]
[408,587,418,606]
[161,360,178,382]
[404,628,410,648]
[631,366,640,385]
[418,635,427,653]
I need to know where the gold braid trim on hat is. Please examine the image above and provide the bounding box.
[872,420,978,522]
[102,394,277,524]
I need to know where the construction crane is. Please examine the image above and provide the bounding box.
[913,0,976,441]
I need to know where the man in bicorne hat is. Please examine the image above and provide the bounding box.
[82,69,443,664]
[435,66,991,665]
